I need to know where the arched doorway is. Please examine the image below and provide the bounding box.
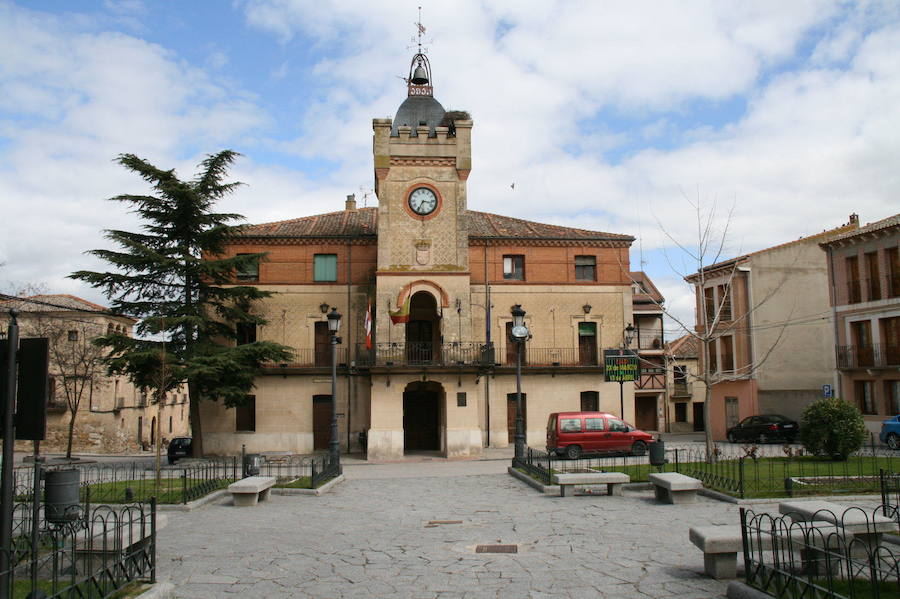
[406,291,440,364]
[403,381,443,452]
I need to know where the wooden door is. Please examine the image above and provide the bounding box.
[506,393,527,443]
[314,322,330,367]
[693,402,705,431]
[403,391,439,450]
[634,396,657,431]
[578,323,597,365]
[313,395,332,450]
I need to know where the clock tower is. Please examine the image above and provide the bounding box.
[372,51,473,342]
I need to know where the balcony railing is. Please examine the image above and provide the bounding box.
[355,342,493,367]
[635,367,666,390]
[635,333,663,350]
[836,343,900,369]
[262,347,349,368]
[672,382,691,397]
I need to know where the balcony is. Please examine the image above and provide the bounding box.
[635,367,666,390]
[355,342,493,368]
[262,347,350,369]
[634,333,663,351]
[836,343,900,370]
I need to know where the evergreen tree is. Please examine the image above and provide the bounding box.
[71,151,290,457]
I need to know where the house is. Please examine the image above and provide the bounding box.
[199,52,644,460]
[665,334,707,433]
[685,217,859,440]
[630,272,666,431]
[819,213,900,436]
[0,294,190,453]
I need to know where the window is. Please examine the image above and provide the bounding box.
[673,366,689,395]
[607,419,629,432]
[560,418,582,432]
[887,381,900,415]
[851,320,873,367]
[168,416,173,433]
[888,247,899,298]
[675,402,687,422]
[585,417,605,431]
[856,381,875,415]
[236,322,256,345]
[314,254,338,282]
[236,395,256,432]
[716,284,732,321]
[67,330,78,342]
[575,255,596,281]
[720,336,734,372]
[457,392,467,407]
[707,341,718,373]
[865,252,881,301]
[580,391,599,412]
[235,253,259,281]
[846,255,861,303]
[704,287,716,322]
[503,255,524,280]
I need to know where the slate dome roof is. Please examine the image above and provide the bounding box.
[391,95,446,137]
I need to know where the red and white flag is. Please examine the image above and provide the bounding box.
[364,299,373,349]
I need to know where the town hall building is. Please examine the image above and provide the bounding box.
[200,52,650,460]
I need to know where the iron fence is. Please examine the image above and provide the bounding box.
[512,447,553,485]
[740,506,899,599]
[310,453,342,488]
[882,470,900,510]
[2,466,156,599]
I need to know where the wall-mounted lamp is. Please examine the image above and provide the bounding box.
[582,304,592,314]
[624,323,636,348]
[319,302,330,314]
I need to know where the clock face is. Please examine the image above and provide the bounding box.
[408,187,438,216]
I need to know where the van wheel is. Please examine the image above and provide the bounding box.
[565,445,582,460]
[631,441,648,457]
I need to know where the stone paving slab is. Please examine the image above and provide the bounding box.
[154,467,783,598]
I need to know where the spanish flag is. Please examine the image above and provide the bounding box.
[389,295,411,324]
[364,299,373,349]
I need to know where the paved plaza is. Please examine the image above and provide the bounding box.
[154,455,777,599]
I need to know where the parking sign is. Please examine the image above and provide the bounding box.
[822,384,833,398]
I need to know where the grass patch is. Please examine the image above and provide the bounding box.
[275,476,313,489]
[81,478,232,504]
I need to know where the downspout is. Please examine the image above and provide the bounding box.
[347,239,353,452]
[826,246,841,398]
[484,245,491,447]
[737,266,756,414]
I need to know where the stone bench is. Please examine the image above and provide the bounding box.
[228,475,277,506]
[648,472,702,504]
[779,500,897,550]
[552,471,630,497]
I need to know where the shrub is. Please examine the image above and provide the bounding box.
[799,398,866,460]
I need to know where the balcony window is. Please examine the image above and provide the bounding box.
[314,254,338,282]
[716,284,732,321]
[235,322,256,345]
[721,335,734,373]
[851,320,873,367]
[236,395,256,432]
[846,255,861,303]
[856,381,876,415]
[887,248,899,298]
[503,255,524,280]
[235,253,259,281]
[866,252,881,301]
[704,287,715,323]
[707,341,718,373]
[887,380,900,415]
[673,366,689,395]
[575,255,596,281]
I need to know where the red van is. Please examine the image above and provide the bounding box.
[546,411,654,459]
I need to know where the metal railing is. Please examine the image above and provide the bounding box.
[836,343,900,369]
[882,469,900,510]
[2,467,157,599]
[672,382,691,396]
[740,506,899,599]
[355,342,491,367]
[635,333,664,350]
[310,453,342,487]
[512,447,553,485]
[262,347,349,368]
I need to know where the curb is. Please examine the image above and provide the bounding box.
[136,581,175,599]
[273,474,345,496]
[726,581,772,599]
[157,490,228,512]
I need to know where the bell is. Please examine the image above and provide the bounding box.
[411,65,429,85]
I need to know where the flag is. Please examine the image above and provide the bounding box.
[364,299,373,349]
[389,295,411,324]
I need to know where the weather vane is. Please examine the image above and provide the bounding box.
[407,6,431,55]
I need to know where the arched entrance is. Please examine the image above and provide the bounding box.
[403,381,443,452]
[406,291,440,364]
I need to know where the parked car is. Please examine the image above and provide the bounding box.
[726,414,798,444]
[167,437,193,464]
[879,415,900,450]
[547,411,655,459]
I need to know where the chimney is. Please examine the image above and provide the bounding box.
[345,194,357,212]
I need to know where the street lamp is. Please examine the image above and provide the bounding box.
[624,323,636,348]
[327,307,342,463]
[509,304,530,459]
[618,323,637,419]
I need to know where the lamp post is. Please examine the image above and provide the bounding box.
[619,323,636,419]
[510,304,530,458]
[327,307,342,464]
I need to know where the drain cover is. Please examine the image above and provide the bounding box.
[475,544,518,554]
[428,520,462,525]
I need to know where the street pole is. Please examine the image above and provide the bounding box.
[330,332,339,464]
[1,310,20,599]
[619,380,624,420]
[515,338,524,459]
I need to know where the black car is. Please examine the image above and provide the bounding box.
[167,437,193,464]
[726,414,798,444]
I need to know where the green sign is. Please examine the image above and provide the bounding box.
[604,349,639,382]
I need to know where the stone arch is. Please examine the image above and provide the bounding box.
[394,279,450,309]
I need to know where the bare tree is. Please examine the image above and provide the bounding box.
[29,317,109,459]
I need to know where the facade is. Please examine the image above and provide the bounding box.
[665,334,707,433]
[819,213,900,436]
[630,272,666,431]
[1,294,190,453]
[201,53,642,460]
[686,217,859,440]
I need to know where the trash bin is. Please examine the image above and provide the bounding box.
[45,468,81,524]
[649,440,667,468]
[243,454,262,478]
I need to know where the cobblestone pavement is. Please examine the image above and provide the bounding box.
[156,461,781,599]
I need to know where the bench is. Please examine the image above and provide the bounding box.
[228,475,277,506]
[779,500,897,550]
[552,471,630,497]
[648,472,702,504]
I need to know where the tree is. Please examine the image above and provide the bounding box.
[29,317,108,459]
[71,151,291,457]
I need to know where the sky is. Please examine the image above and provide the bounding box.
[1,0,899,336]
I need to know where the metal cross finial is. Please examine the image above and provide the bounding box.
[416,6,425,53]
